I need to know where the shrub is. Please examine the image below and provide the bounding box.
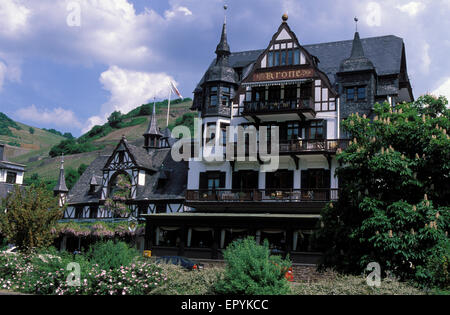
[215,237,291,295]
[0,250,167,295]
[86,241,139,271]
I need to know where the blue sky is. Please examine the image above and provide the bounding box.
[1,0,449,136]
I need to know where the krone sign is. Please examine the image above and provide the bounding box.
[251,68,314,82]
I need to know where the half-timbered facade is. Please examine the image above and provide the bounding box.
[57,104,189,251]
[142,13,413,263]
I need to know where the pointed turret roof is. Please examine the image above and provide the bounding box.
[89,175,98,186]
[215,20,230,59]
[339,31,375,73]
[54,155,68,193]
[204,6,238,85]
[144,101,163,137]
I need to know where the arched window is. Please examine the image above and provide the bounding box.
[108,173,132,200]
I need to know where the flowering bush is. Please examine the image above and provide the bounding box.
[0,248,167,295]
[86,241,139,271]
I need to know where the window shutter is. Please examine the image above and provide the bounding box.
[199,173,208,189]
[324,170,331,189]
[219,172,226,188]
[301,170,308,189]
[232,172,239,190]
[285,171,294,189]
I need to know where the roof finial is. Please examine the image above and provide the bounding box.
[354,16,359,32]
[282,13,288,22]
[224,4,228,24]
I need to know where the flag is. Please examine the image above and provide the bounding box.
[170,81,183,99]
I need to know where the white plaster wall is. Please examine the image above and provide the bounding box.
[16,171,24,185]
[138,170,146,186]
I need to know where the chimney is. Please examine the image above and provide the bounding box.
[0,144,5,161]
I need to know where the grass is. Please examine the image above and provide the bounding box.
[290,274,425,295]
[147,265,426,295]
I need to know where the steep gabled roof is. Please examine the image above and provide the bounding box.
[103,137,156,172]
[195,35,406,88]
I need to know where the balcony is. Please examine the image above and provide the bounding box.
[242,98,315,122]
[279,139,350,155]
[231,139,349,159]
[185,188,338,213]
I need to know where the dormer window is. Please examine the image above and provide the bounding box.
[266,47,305,68]
[210,87,218,107]
[6,172,17,184]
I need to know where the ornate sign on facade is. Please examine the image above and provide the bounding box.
[250,68,314,82]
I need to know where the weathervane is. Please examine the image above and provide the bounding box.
[224,3,228,24]
[354,17,359,32]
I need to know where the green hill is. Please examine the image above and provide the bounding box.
[8,98,194,185]
[0,112,66,161]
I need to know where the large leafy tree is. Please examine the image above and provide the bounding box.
[0,184,63,252]
[317,95,449,288]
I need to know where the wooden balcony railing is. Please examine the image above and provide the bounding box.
[232,139,349,156]
[186,188,339,203]
[279,139,350,154]
[243,98,314,114]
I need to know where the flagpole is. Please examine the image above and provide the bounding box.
[166,83,172,127]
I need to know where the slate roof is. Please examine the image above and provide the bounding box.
[67,142,188,205]
[144,103,163,137]
[54,159,69,193]
[195,35,405,88]
[67,155,109,205]
[338,32,375,74]
[135,148,188,201]
[126,143,156,171]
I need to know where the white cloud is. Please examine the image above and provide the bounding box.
[0,62,6,91]
[396,2,426,17]
[366,2,382,27]
[16,104,83,128]
[0,55,21,91]
[0,0,30,37]
[82,66,175,133]
[421,43,431,74]
[164,6,193,20]
[432,77,450,101]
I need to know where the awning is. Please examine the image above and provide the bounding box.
[242,78,313,88]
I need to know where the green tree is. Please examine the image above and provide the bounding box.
[317,95,450,288]
[0,184,63,252]
[107,111,123,128]
[29,127,35,134]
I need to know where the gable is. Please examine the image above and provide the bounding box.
[104,149,136,171]
[276,28,292,41]
[240,21,337,100]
